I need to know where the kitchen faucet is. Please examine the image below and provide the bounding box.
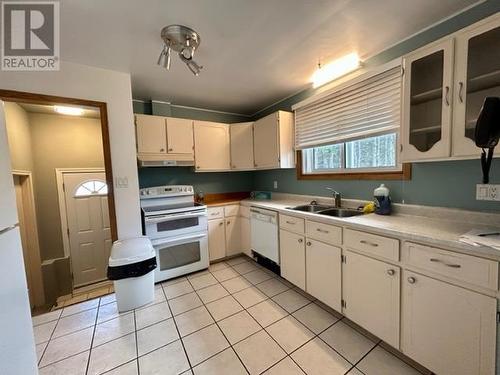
[326,187,341,208]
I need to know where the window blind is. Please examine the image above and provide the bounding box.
[295,66,401,149]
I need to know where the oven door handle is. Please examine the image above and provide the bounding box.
[145,211,207,224]
[151,232,207,246]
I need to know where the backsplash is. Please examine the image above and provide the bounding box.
[252,160,500,212]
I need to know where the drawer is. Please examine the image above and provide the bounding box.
[306,220,342,245]
[240,205,250,218]
[405,242,498,290]
[207,206,224,220]
[344,229,399,261]
[224,204,240,217]
[279,214,305,234]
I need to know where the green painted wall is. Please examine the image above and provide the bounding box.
[135,1,500,212]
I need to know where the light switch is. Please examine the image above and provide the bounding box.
[476,184,500,201]
[115,177,129,188]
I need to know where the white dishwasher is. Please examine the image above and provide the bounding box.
[250,207,279,264]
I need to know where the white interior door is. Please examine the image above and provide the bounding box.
[63,172,111,287]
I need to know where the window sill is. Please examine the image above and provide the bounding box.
[296,152,412,180]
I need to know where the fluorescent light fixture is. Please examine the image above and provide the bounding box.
[311,52,360,88]
[54,105,84,116]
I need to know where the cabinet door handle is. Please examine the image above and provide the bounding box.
[196,166,200,169]
[298,238,303,243]
[360,240,378,247]
[285,220,295,225]
[430,258,461,268]
[219,222,224,226]
[226,221,231,225]
[407,276,416,284]
[458,82,464,103]
[168,148,173,152]
[160,148,165,152]
[444,86,450,106]
[316,228,329,234]
[387,269,395,276]
[306,241,312,246]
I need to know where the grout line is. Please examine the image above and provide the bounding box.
[84,294,102,374]
[133,300,140,374]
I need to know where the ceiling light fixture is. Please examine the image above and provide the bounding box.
[53,105,84,116]
[311,53,361,88]
[158,25,203,76]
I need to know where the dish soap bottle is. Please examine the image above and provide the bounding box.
[374,184,391,215]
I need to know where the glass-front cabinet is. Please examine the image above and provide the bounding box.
[452,16,500,158]
[401,14,500,162]
[401,40,454,161]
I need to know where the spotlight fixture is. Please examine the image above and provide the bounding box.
[158,25,203,76]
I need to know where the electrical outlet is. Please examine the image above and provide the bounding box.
[476,184,500,201]
[273,181,278,189]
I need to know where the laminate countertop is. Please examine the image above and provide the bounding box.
[238,196,500,262]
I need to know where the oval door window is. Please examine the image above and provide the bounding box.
[74,180,108,197]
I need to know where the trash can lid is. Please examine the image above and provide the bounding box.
[109,236,156,267]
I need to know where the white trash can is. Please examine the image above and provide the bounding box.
[107,236,157,312]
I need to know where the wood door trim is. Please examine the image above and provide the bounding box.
[12,170,45,307]
[0,89,117,243]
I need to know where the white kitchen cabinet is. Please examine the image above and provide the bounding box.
[241,216,251,257]
[401,39,454,162]
[253,111,294,169]
[305,239,341,311]
[401,270,496,375]
[230,122,254,170]
[135,114,167,154]
[208,219,226,261]
[166,117,194,154]
[225,216,242,257]
[452,15,500,158]
[343,250,400,348]
[194,121,231,171]
[279,229,305,289]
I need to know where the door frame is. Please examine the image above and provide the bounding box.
[55,168,106,259]
[12,170,45,307]
[0,89,118,243]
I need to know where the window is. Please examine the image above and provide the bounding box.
[302,133,398,174]
[294,62,410,179]
[74,180,108,197]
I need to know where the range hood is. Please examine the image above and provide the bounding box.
[137,154,195,168]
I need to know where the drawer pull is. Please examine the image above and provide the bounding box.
[316,228,329,234]
[387,269,395,276]
[298,238,303,243]
[430,258,461,268]
[210,212,218,216]
[306,241,312,246]
[360,240,379,247]
[407,276,416,284]
[285,220,296,225]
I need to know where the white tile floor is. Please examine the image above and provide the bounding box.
[34,255,425,375]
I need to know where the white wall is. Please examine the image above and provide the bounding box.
[0,61,142,240]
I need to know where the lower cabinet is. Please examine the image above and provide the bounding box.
[306,239,342,311]
[208,219,226,261]
[241,216,251,257]
[401,270,496,375]
[225,216,241,257]
[279,229,306,289]
[343,250,400,348]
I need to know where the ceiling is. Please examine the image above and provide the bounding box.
[60,0,480,115]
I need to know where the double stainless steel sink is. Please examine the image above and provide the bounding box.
[288,204,364,218]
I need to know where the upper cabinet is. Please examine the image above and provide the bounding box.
[452,17,500,158]
[166,117,194,154]
[135,114,168,154]
[135,115,194,163]
[194,121,231,171]
[253,111,294,169]
[230,122,254,170]
[401,40,454,161]
[402,14,500,162]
